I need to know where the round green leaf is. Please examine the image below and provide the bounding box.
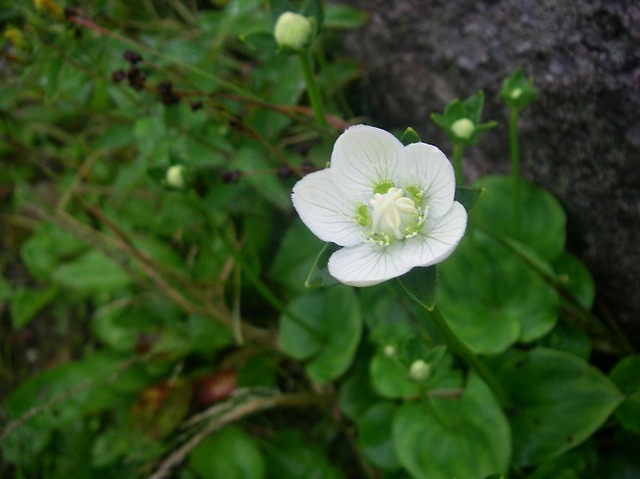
[489,348,623,465]
[609,355,640,435]
[438,230,559,354]
[338,368,379,421]
[358,402,401,470]
[393,374,511,479]
[369,352,419,399]
[190,426,265,479]
[279,286,362,384]
[270,220,325,295]
[263,430,344,479]
[553,254,596,310]
[473,175,566,261]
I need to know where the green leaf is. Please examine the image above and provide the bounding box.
[393,374,511,479]
[271,219,325,295]
[324,3,369,29]
[609,355,640,435]
[398,266,437,311]
[52,249,131,295]
[279,286,362,383]
[438,230,559,354]
[305,242,341,288]
[10,286,58,329]
[489,348,623,465]
[540,319,591,360]
[399,127,421,146]
[553,254,596,310]
[473,175,566,261]
[357,402,401,470]
[190,426,265,479]
[369,352,419,399]
[20,223,87,280]
[241,31,278,52]
[338,368,379,421]
[263,430,345,479]
[455,186,485,212]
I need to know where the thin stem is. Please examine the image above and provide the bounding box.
[429,306,510,407]
[452,143,465,186]
[509,108,522,235]
[509,109,520,179]
[299,51,328,129]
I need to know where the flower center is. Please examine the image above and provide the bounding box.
[367,187,424,244]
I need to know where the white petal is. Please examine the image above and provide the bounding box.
[330,125,404,199]
[398,201,467,268]
[396,142,455,218]
[292,170,362,246]
[328,243,411,287]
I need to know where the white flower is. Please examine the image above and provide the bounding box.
[292,125,467,287]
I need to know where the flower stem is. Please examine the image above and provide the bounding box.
[509,108,522,234]
[429,305,510,407]
[452,143,465,186]
[299,51,328,129]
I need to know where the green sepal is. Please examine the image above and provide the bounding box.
[431,91,496,147]
[454,186,485,212]
[399,127,421,146]
[305,242,341,288]
[240,31,278,53]
[269,0,296,25]
[398,266,437,311]
[500,68,537,111]
[301,0,324,34]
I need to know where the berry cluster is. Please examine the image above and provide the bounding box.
[112,50,146,91]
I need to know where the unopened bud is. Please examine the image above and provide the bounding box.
[409,359,431,381]
[383,344,396,358]
[165,165,186,189]
[451,118,475,140]
[510,88,522,99]
[274,12,314,52]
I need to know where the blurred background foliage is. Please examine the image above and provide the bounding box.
[0,0,367,477]
[1,1,639,478]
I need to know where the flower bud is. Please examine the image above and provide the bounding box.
[383,344,396,357]
[274,12,314,53]
[165,165,186,189]
[451,118,475,141]
[409,359,431,381]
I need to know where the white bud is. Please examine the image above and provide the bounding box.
[383,344,396,357]
[451,118,475,140]
[510,88,523,99]
[274,12,314,52]
[166,165,186,189]
[409,359,431,381]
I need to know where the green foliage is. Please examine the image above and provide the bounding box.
[393,374,511,479]
[279,286,362,383]
[0,1,636,478]
[190,427,265,479]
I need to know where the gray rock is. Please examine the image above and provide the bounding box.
[338,0,640,347]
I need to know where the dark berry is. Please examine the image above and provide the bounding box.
[112,69,126,82]
[301,160,314,174]
[221,169,242,183]
[123,49,143,65]
[127,67,146,91]
[277,166,293,180]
